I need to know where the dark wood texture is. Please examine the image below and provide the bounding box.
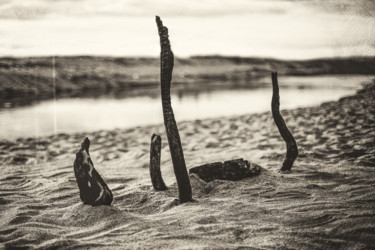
[271,72,298,171]
[189,159,261,182]
[150,134,168,191]
[73,137,113,206]
[156,16,192,202]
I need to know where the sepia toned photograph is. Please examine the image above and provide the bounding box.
[0,0,374,249]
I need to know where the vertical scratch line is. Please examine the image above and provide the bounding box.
[52,55,57,136]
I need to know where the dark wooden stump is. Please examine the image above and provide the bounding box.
[271,72,298,171]
[189,158,261,182]
[150,134,168,191]
[156,16,192,203]
[73,137,113,206]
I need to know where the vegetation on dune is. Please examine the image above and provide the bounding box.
[0,56,374,97]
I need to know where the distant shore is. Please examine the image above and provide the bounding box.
[1,56,375,98]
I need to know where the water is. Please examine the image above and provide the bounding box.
[0,75,373,140]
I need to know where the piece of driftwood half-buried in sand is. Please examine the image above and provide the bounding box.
[271,72,298,171]
[73,137,113,206]
[190,159,261,182]
[150,134,167,191]
[152,16,261,195]
[156,16,192,203]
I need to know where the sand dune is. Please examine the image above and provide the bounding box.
[0,82,374,249]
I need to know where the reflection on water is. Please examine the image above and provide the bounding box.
[0,75,373,140]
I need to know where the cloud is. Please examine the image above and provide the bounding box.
[0,0,373,58]
[0,0,373,20]
[0,0,87,19]
[302,0,375,17]
[0,0,292,20]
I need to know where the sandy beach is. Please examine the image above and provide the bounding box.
[0,79,374,249]
[1,0,374,248]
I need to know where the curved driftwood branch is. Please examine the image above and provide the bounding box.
[73,137,113,206]
[156,16,192,202]
[271,72,298,171]
[150,134,168,191]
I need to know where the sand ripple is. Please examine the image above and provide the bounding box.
[0,83,375,248]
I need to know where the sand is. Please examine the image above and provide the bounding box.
[0,82,374,249]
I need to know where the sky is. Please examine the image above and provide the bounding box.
[0,0,374,59]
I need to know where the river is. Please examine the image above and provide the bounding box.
[0,75,373,140]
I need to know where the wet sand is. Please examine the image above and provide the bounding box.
[0,82,374,249]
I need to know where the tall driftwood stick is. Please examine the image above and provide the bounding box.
[271,72,298,171]
[150,134,167,191]
[156,16,192,202]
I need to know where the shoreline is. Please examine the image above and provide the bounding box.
[1,80,374,168]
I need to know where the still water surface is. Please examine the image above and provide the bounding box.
[0,75,373,140]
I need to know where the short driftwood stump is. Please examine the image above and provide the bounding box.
[189,158,261,182]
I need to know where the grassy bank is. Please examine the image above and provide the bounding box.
[1,56,375,97]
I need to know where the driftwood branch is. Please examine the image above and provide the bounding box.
[189,159,261,182]
[271,72,298,171]
[156,16,192,202]
[150,134,167,191]
[73,137,113,206]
